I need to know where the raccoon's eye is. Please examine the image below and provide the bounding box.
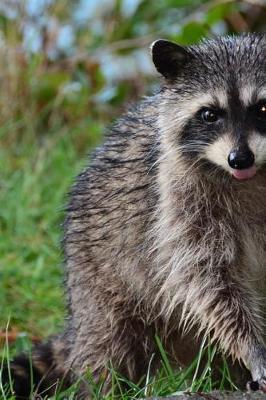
[201,108,220,124]
[253,102,266,121]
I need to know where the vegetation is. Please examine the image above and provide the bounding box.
[1,335,237,399]
[1,0,266,397]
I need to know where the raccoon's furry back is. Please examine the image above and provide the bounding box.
[62,97,163,379]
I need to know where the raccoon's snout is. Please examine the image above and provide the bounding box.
[228,148,255,170]
[228,147,256,180]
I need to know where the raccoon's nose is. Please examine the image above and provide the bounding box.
[228,148,255,170]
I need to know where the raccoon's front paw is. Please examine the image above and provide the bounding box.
[246,345,266,392]
[247,379,266,392]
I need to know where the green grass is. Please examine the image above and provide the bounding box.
[0,120,102,337]
[0,333,237,399]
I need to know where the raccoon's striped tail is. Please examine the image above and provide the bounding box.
[1,341,71,399]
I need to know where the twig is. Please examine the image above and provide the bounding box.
[0,332,41,343]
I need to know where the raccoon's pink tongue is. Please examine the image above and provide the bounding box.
[232,166,256,180]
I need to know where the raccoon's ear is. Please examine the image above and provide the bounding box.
[151,39,192,79]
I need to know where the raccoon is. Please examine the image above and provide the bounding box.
[3,33,266,398]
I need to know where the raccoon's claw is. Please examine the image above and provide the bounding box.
[247,380,260,391]
[247,379,266,392]
[259,379,266,392]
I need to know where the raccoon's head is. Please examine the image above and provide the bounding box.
[151,34,266,182]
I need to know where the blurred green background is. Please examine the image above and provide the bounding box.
[1,0,266,344]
